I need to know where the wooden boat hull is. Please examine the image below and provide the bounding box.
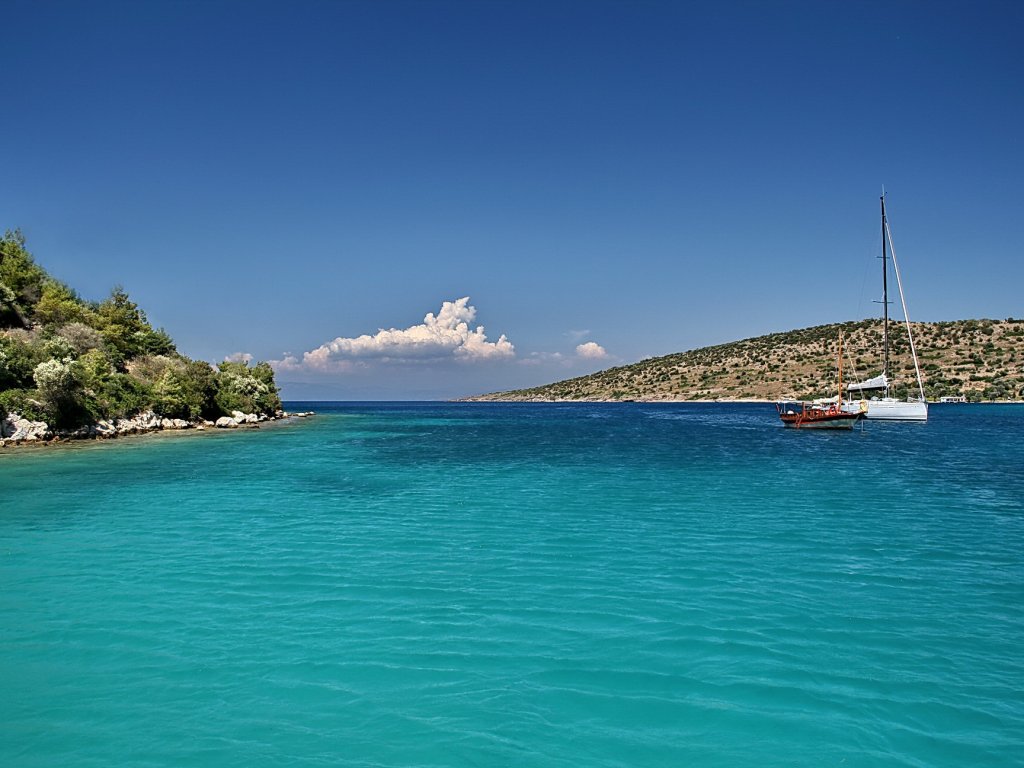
[778,404,864,430]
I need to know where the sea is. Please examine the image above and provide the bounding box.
[1,402,1022,768]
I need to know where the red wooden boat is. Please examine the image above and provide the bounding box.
[777,331,865,430]
[777,400,864,429]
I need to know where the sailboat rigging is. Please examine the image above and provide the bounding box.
[843,194,928,421]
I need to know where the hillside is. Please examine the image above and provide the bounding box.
[468,318,1024,403]
[1,229,282,433]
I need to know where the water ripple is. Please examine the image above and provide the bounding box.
[1,403,1022,767]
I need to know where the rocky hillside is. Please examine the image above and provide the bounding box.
[468,318,1024,403]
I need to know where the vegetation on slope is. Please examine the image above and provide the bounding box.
[0,230,281,427]
[469,318,1024,403]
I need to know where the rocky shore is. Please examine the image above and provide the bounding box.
[0,409,315,448]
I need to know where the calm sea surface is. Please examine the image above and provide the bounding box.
[2,402,1022,767]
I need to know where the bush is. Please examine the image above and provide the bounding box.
[152,361,220,421]
[214,360,282,416]
[0,333,40,389]
[152,369,192,419]
[33,356,90,426]
[0,281,20,327]
[57,322,105,356]
[74,349,150,421]
[180,360,219,420]
[0,388,47,421]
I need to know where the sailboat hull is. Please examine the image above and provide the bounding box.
[843,398,928,421]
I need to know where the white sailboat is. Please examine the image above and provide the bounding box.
[843,194,928,421]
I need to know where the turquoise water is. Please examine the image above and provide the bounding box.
[2,402,1022,767]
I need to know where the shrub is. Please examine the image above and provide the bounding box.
[33,356,89,426]
[180,360,219,420]
[0,388,47,421]
[152,369,192,419]
[57,322,105,356]
[214,360,282,416]
[0,333,40,389]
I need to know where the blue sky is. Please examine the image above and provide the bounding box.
[2,1,1022,399]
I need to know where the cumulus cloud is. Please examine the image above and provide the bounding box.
[576,341,608,359]
[224,352,253,364]
[276,297,514,372]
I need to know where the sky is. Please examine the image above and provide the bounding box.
[2,0,1022,400]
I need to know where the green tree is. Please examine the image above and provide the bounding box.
[180,360,219,420]
[96,287,176,360]
[214,360,282,416]
[35,280,92,328]
[152,369,192,419]
[0,333,40,390]
[33,357,87,426]
[74,349,152,421]
[0,230,46,326]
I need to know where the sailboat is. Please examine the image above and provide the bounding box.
[778,331,865,429]
[842,194,928,421]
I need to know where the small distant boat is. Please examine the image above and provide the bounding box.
[842,193,928,421]
[778,331,865,430]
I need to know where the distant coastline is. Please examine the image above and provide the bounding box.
[464,318,1024,404]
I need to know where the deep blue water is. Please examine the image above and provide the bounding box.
[2,402,1022,767]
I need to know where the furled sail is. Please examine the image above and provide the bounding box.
[846,374,888,392]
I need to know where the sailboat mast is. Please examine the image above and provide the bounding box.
[880,194,890,397]
[838,330,844,403]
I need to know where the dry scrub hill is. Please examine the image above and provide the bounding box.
[468,318,1024,403]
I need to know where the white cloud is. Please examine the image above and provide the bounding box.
[519,351,565,366]
[224,352,253,364]
[576,341,608,359]
[275,297,514,372]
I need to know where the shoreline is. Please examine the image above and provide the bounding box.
[456,397,1024,405]
[0,409,315,451]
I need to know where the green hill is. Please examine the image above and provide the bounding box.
[467,318,1024,403]
[1,229,281,429]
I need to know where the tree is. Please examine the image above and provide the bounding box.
[33,356,86,425]
[0,230,46,327]
[214,360,282,416]
[96,286,176,360]
[35,280,91,328]
[0,333,39,390]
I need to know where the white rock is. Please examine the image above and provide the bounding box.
[215,416,237,428]
[7,415,51,442]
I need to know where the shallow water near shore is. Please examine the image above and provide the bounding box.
[2,402,1022,767]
